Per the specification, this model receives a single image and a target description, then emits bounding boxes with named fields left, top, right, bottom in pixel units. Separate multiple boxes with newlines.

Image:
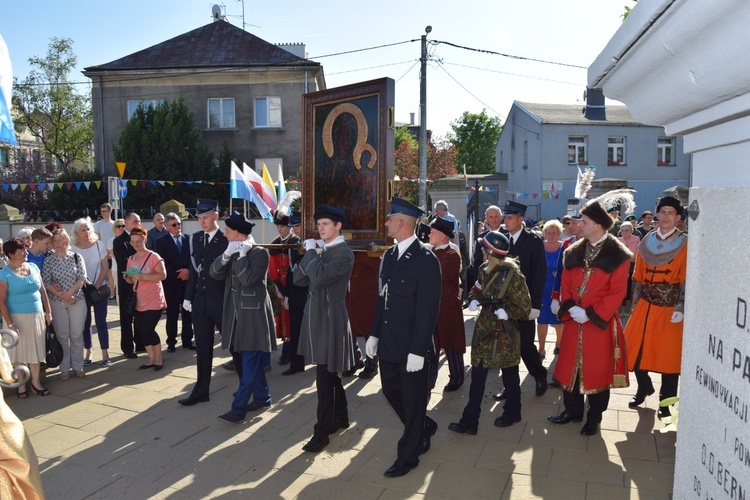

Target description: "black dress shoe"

left=178, top=396, right=210, bottom=406
left=138, top=364, right=155, bottom=370
left=443, top=382, right=462, bottom=392
left=246, top=400, right=271, bottom=412
left=493, top=389, right=507, bottom=400
left=217, top=411, right=245, bottom=423
left=448, top=422, right=477, bottom=435
left=327, top=419, right=350, bottom=434
left=166, top=346, right=176, bottom=353
left=535, top=378, right=549, bottom=397
left=580, top=420, right=599, bottom=436
left=126, top=352, right=138, bottom=359
left=342, top=360, right=365, bottom=377
left=302, top=435, right=329, bottom=453
left=494, top=415, right=522, bottom=427
left=384, top=460, right=418, bottom=478
left=628, top=388, right=655, bottom=408
left=358, top=367, right=378, bottom=379
left=282, top=367, right=302, bottom=376
left=657, top=406, right=671, bottom=419
left=418, top=418, right=438, bottom=455
left=548, top=411, right=583, bottom=424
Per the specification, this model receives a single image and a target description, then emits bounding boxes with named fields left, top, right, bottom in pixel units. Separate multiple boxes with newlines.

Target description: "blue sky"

left=2, top=0, right=633, bottom=136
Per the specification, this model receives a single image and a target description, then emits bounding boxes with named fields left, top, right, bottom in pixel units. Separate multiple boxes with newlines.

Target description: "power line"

left=436, top=62, right=501, bottom=116
left=443, top=61, right=581, bottom=86
left=309, top=39, right=420, bottom=59
left=430, top=40, right=588, bottom=69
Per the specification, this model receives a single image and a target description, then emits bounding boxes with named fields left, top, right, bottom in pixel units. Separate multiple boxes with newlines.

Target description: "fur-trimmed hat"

left=273, top=211, right=290, bottom=226
left=656, top=196, right=683, bottom=215
left=429, top=216, right=455, bottom=239
left=580, top=201, right=614, bottom=230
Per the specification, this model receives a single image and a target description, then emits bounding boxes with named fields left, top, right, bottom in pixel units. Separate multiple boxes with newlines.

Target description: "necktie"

left=204, top=233, right=209, bottom=246
left=509, top=237, right=515, bottom=252
left=394, top=247, right=399, bottom=260
left=175, top=236, right=182, bottom=251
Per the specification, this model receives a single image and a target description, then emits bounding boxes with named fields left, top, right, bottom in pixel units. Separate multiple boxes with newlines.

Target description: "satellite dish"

left=212, top=4, right=222, bottom=20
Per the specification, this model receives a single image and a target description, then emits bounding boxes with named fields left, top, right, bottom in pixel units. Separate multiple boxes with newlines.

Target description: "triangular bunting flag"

left=149, top=181, right=156, bottom=186
left=166, top=181, right=174, bottom=186
left=157, top=181, right=165, bottom=186
left=38, top=183, right=46, bottom=191
left=83, top=182, right=91, bottom=189
left=129, top=179, right=137, bottom=186
left=10, top=184, right=18, bottom=191
left=56, top=183, right=63, bottom=190
left=65, top=182, right=73, bottom=190
left=94, top=181, right=101, bottom=189
left=28, top=183, right=37, bottom=191
left=19, top=184, right=27, bottom=192
left=74, top=182, right=82, bottom=190
left=532, top=193, right=538, bottom=199
left=1, top=184, right=7, bottom=191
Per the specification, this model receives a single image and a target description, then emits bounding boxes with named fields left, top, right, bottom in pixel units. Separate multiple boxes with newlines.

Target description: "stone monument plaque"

left=674, top=187, right=750, bottom=500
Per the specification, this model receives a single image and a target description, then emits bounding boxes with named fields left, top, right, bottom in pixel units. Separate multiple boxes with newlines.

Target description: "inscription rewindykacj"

left=695, top=364, right=749, bottom=423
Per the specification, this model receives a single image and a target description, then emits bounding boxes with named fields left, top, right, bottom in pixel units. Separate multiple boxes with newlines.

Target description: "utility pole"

left=418, top=26, right=432, bottom=212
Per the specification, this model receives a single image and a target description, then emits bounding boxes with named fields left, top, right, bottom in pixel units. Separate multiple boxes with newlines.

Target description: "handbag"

left=77, top=245, right=111, bottom=307
left=124, top=252, right=153, bottom=315
left=45, top=324, right=63, bottom=368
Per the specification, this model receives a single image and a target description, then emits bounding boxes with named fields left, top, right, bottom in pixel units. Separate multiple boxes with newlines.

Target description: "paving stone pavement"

left=6, top=303, right=676, bottom=499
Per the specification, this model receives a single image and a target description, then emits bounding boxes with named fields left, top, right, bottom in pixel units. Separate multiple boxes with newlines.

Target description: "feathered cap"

left=570, top=167, right=596, bottom=219
left=276, top=190, right=301, bottom=216
left=581, top=188, right=637, bottom=231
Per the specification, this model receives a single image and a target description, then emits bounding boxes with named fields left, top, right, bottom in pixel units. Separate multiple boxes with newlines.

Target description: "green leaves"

left=447, top=110, right=502, bottom=175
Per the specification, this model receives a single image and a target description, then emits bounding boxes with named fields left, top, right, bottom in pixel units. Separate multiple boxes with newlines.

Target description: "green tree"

left=447, top=110, right=502, bottom=174
left=12, top=37, right=93, bottom=174
left=394, top=125, right=417, bottom=150
left=394, top=135, right=458, bottom=204
left=113, top=98, right=224, bottom=213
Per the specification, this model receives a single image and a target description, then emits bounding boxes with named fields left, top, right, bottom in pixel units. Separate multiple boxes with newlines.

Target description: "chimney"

left=410, top=113, right=415, bottom=126
left=584, top=87, right=606, bottom=120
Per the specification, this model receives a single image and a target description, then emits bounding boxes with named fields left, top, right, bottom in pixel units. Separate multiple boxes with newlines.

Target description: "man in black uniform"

left=154, top=213, right=193, bottom=353
left=494, top=200, right=549, bottom=399
left=113, top=212, right=144, bottom=358
left=367, top=197, right=442, bottom=478
left=178, top=199, right=228, bottom=406
left=282, top=211, right=306, bottom=376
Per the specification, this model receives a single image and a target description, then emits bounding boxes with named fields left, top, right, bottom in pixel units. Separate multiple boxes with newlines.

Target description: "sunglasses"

left=169, top=223, right=181, bottom=227
left=115, top=224, right=126, bottom=228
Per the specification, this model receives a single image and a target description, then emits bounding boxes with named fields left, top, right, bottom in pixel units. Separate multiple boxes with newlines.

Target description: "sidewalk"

left=7, top=303, right=675, bottom=499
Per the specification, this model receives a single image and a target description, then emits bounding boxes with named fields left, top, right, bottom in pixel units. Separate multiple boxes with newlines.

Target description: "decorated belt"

left=642, top=283, right=680, bottom=307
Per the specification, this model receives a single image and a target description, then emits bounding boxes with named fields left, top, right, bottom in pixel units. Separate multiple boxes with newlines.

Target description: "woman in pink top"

left=618, top=221, right=640, bottom=313
left=124, top=227, right=167, bottom=371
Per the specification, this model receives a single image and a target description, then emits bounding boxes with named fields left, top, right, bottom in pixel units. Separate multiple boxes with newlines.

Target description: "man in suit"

left=178, top=199, right=228, bottom=406
left=113, top=212, right=144, bottom=358
left=494, top=200, right=549, bottom=400
left=367, top=197, right=442, bottom=478
left=154, top=213, right=193, bottom=353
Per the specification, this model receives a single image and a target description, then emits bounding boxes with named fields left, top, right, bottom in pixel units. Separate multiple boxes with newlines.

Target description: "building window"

left=607, top=136, right=626, bottom=165
left=658, top=137, right=675, bottom=165
left=568, top=136, right=587, bottom=164
left=523, top=140, right=528, bottom=169
left=207, top=98, right=236, bottom=129
left=32, top=149, right=41, bottom=165
left=254, top=97, right=282, bottom=128
left=0, top=148, right=8, bottom=168
left=499, top=151, right=504, bottom=169
left=510, top=143, right=515, bottom=172
left=127, top=100, right=165, bottom=120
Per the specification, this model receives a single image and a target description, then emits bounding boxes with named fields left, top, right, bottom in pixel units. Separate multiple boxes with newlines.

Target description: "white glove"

left=550, top=299, right=560, bottom=315
left=316, top=239, right=325, bottom=247
left=182, top=299, right=192, bottom=312
left=283, top=297, right=289, bottom=310
left=529, top=308, right=541, bottom=321
left=239, top=240, right=253, bottom=258
left=365, top=336, right=379, bottom=358
left=494, top=308, right=509, bottom=321
left=569, top=306, right=590, bottom=324
left=304, top=239, right=317, bottom=251
left=224, top=241, right=243, bottom=257
left=670, top=311, right=684, bottom=323
left=406, top=353, right=425, bottom=372
left=468, top=300, right=480, bottom=312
